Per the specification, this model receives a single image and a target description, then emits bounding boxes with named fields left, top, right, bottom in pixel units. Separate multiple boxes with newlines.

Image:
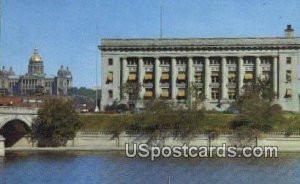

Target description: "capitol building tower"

left=28, top=48, right=44, bottom=76
left=0, top=48, right=73, bottom=96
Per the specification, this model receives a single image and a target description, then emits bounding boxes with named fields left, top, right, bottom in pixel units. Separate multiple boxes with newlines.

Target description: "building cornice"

left=99, top=37, right=300, bottom=52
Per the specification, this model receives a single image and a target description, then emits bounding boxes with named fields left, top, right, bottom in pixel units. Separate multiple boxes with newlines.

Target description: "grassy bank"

left=79, top=112, right=300, bottom=132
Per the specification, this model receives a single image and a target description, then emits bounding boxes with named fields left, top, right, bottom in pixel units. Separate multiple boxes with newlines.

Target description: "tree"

left=31, top=97, right=82, bottom=147
left=231, top=78, right=285, bottom=144
left=133, top=100, right=207, bottom=144
left=186, top=82, right=205, bottom=110
left=120, top=82, right=142, bottom=110
left=68, top=87, right=100, bottom=107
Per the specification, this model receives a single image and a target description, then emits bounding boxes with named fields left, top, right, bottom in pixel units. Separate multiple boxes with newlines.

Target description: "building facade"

left=99, top=25, right=300, bottom=111
left=0, top=49, right=72, bottom=96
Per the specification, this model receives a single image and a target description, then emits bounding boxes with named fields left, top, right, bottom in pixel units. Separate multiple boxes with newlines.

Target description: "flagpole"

left=94, top=47, right=99, bottom=112
left=160, top=4, right=163, bottom=38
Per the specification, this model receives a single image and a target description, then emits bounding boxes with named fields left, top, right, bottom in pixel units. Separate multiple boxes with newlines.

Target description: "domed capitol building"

left=0, top=49, right=72, bottom=96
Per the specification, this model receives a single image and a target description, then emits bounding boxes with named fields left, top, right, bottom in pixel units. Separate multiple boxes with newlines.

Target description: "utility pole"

left=94, top=23, right=100, bottom=112
left=94, top=50, right=99, bottom=112
left=160, top=4, right=163, bottom=38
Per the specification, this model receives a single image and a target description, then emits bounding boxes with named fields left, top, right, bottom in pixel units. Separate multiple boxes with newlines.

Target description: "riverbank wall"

left=7, top=131, right=300, bottom=152
left=0, top=136, right=4, bottom=156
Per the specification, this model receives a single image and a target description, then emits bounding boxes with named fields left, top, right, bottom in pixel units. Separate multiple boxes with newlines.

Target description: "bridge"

left=0, top=106, right=38, bottom=128
left=0, top=107, right=39, bottom=147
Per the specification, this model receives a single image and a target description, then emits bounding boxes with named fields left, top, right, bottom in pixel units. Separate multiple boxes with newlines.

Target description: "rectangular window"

left=211, top=72, right=220, bottom=83
left=108, top=58, right=113, bottom=65
left=285, top=88, right=292, bottom=98
left=128, top=72, right=137, bottom=81
left=228, top=88, right=237, bottom=100
left=194, top=72, right=202, bottom=83
left=287, top=57, right=292, bottom=64
left=244, top=72, right=254, bottom=83
left=228, top=72, right=237, bottom=83
left=108, top=90, right=113, bottom=98
left=211, top=88, right=219, bottom=100
left=177, top=72, right=186, bottom=81
left=286, top=70, right=292, bottom=82
left=161, top=72, right=170, bottom=80
left=144, top=89, right=153, bottom=99
left=161, top=89, right=170, bottom=98
left=177, top=88, right=186, bottom=99
left=144, top=72, right=153, bottom=81
left=106, top=72, right=113, bottom=84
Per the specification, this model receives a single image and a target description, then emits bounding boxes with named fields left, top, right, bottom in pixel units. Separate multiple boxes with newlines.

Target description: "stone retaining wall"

left=6, top=131, right=300, bottom=152
left=66, top=132, right=300, bottom=152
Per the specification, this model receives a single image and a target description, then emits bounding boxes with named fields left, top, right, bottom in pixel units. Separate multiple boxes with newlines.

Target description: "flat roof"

left=101, top=37, right=300, bottom=47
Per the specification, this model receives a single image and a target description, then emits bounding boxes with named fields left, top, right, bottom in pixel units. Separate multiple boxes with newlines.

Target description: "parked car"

left=225, top=107, right=239, bottom=114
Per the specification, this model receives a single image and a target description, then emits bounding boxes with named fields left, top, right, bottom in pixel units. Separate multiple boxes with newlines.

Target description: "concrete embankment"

left=4, top=131, right=300, bottom=152
left=0, top=136, right=4, bottom=156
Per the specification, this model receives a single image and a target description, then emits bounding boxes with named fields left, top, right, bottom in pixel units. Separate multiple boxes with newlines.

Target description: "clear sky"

left=1, top=0, right=300, bottom=88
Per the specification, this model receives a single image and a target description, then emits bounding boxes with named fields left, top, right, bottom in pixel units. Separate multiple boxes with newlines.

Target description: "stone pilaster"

left=273, top=56, right=278, bottom=97
left=221, top=57, right=227, bottom=99
left=204, top=57, right=210, bottom=100
left=122, top=58, right=127, bottom=85
left=238, top=57, right=244, bottom=96
left=188, top=57, right=193, bottom=86
left=154, top=57, right=160, bottom=98
left=121, top=58, right=127, bottom=99
left=138, top=57, right=144, bottom=100
left=171, top=57, right=177, bottom=100
left=256, top=56, right=261, bottom=82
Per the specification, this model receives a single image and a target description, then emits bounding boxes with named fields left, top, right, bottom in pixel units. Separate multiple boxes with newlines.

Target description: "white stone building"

left=99, top=25, right=300, bottom=111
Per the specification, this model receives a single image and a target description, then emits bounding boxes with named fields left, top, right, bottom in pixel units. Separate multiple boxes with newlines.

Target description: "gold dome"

left=29, top=48, right=43, bottom=63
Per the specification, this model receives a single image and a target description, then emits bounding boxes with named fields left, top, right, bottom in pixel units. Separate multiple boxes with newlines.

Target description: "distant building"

left=0, top=49, right=72, bottom=96
left=99, top=25, right=300, bottom=111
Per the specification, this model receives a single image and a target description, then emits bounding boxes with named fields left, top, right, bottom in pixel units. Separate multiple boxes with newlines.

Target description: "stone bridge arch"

left=0, top=115, right=35, bottom=130
left=0, top=107, right=38, bottom=147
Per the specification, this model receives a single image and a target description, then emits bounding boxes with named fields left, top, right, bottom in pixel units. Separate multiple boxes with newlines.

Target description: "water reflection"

left=0, top=151, right=299, bottom=184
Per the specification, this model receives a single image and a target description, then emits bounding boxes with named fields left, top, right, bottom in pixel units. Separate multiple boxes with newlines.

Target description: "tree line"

left=31, top=79, right=285, bottom=147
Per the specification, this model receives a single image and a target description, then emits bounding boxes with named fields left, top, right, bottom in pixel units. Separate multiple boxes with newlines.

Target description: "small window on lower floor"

left=285, top=88, right=292, bottom=98
left=287, top=57, right=292, bottom=64
left=108, top=90, right=113, bottom=98
left=228, top=88, right=237, bottom=100
left=286, top=70, right=292, bottom=82
left=211, top=88, right=219, bottom=100
left=108, top=58, right=113, bottom=65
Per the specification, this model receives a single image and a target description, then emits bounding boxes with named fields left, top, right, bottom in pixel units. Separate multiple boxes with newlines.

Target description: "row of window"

left=108, top=86, right=293, bottom=99
left=106, top=70, right=292, bottom=84
left=107, top=57, right=293, bottom=66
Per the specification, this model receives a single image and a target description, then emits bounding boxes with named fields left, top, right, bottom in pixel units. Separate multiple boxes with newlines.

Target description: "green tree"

left=68, top=87, right=100, bottom=108
left=231, top=79, right=285, bottom=141
left=120, top=82, right=142, bottom=109
left=186, top=82, right=205, bottom=110
left=31, top=97, right=82, bottom=147
left=133, top=100, right=207, bottom=143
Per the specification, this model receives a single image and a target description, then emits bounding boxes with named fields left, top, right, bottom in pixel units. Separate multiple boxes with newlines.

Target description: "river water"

left=0, top=151, right=299, bottom=184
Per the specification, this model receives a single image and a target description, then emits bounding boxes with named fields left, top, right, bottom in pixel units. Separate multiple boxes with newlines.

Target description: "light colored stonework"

left=99, top=25, right=300, bottom=111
